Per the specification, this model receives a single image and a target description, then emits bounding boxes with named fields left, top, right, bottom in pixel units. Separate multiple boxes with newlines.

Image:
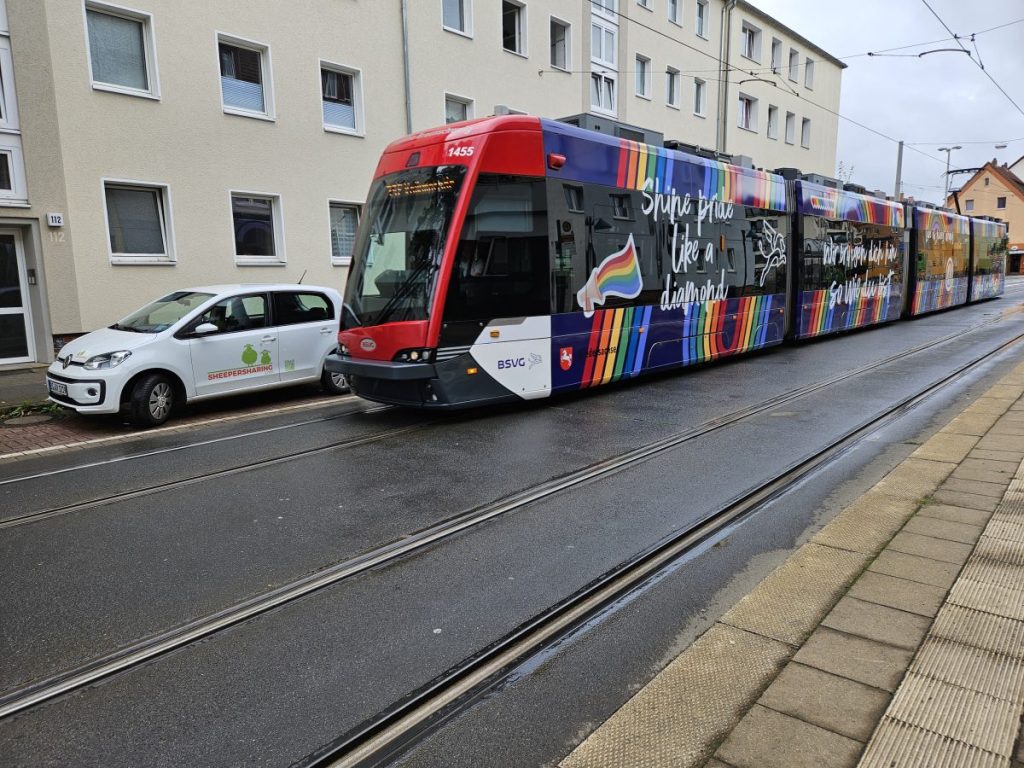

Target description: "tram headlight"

left=393, top=348, right=433, bottom=363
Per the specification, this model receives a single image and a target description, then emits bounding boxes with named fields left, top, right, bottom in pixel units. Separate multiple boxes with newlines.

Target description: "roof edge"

left=736, top=1, right=847, bottom=69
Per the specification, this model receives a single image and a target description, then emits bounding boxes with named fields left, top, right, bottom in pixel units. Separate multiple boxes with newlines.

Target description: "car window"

left=115, top=291, right=216, bottom=333
left=193, top=293, right=268, bottom=334
left=272, top=291, right=335, bottom=326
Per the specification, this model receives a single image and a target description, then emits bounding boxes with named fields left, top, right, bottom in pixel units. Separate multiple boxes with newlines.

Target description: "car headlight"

left=83, top=350, right=132, bottom=370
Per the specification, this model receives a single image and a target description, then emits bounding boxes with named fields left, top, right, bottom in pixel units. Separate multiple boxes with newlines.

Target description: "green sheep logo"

left=241, top=344, right=258, bottom=365
left=260, top=350, right=272, bottom=365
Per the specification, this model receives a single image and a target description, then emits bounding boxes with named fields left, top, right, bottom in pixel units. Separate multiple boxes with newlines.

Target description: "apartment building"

left=1, top=0, right=843, bottom=364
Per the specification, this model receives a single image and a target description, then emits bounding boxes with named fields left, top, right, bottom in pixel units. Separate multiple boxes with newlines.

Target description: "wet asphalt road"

left=1, top=289, right=1023, bottom=767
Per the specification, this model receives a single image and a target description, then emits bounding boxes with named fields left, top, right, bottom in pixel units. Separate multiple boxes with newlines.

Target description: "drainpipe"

left=716, top=0, right=738, bottom=154
left=401, top=0, right=413, bottom=134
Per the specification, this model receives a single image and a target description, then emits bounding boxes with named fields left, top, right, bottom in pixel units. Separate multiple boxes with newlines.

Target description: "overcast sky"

left=750, top=0, right=1024, bottom=204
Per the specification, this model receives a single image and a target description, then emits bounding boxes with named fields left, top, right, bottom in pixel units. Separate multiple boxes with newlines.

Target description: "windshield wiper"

left=109, top=323, right=142, bottom=333
left=373, top=259, right=436, bottom=327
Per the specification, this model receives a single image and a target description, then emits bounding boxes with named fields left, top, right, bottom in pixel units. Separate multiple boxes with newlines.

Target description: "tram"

left=328, top=116, right=1008, bottom=408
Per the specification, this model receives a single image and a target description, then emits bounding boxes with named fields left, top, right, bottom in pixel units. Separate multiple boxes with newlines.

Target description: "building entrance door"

left=0, top=230, right=34, bottom=363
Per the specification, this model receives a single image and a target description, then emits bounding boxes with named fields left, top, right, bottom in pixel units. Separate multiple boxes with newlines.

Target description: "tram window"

left=445, top=174, right=550, bottom=322
left=727, top=248, right=736, bottom=273
left=564, top=185, right=584, bottom=213
left=610, top=194, right=633, bottom=220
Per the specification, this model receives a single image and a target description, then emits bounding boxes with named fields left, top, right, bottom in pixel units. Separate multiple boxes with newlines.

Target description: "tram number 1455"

left=446, top=145, right=475, bottom=158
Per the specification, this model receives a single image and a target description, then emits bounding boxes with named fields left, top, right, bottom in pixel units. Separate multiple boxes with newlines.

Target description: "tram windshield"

left=343, top=165, right=467, bottom=329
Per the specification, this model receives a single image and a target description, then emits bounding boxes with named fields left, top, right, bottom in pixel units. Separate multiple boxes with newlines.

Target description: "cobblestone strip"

left=857, top=456, right=1024, bottom=768
left=559, top=361, right=1024, bottom=768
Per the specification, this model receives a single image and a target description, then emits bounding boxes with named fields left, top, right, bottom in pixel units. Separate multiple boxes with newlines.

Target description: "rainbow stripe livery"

left=797, top=181, right=904, bottom=227
left=912, top=277, right=968, bottom=314
left=576, top=235, right=644, bottom=317
left=972, top=273, right=1005, bottom=301
left=797, top=286, right=898, bottom=339
left=914, top=208, right=969, bottom=236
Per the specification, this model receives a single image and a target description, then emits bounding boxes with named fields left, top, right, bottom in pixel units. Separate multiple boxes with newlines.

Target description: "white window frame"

left=591, top=16, right=617, bottom=69
left=737, top=93, right=757, bottom=131
left=785, top=111, right=795, bottom=144
left=693, top=77, right=706, bottom=117
left=102, top=178, right=176, bottom=265
left=0, top=139, right=28, bottom=204
left=766, top=104, right=778, bottom=139
left=216, top=32, right=274, bottom=121
left=590, top=71, right=617, bottom=116
left=319, top=60, right=364, bottom=137
left=695, top=0, right=709, bottom=38
left=444, top=92, right=474, bottom=124
left=328, top=199, right=361, bottom=267
left=666, top=67, right=680, bottom=109
left=637, top=0, right=651, bottom=9
left=229, top=190, right=285, bottom=266
left=667, top=0, right=681, bottom=25
left=965, top=199, right=974, bottom=212
left=997, top=196, right=1007, bottom=210
left=804, top=57, right=815, bottom=89
left=0, top=37, right=19, bottom=132
left=592, top=0, right=618, bottom=22
left=550, top=17, right=571, bottom=71
left=441, top=0, right=473, bottom=38
left=740, top=21, right=761, bottom=63
left=83, top=1, right=160, bottom=100
left=788, top=48, right=799, bottom=82
left=502, top=1, right=527, bottom=57
left=635, top=54, right=651, bottom=99
left=800, top=117, right=810, bottom=148
left=770, top=37, right=782, bottom=72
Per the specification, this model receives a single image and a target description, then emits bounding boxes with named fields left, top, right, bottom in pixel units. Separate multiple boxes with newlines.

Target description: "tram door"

left=0, top=230, right=34, bottom=363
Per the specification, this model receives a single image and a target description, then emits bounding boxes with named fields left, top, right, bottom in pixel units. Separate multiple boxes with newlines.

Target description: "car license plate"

left=47, top=379, right=68, bottom=397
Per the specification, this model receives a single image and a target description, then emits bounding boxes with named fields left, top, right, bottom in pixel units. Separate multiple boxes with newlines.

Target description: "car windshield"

left=113, top=291, right=216, bottom=333
left=342, top=165, right=466, bottom=329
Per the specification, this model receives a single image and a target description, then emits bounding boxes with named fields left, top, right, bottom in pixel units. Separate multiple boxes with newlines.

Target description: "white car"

left=46, top=284, right=347, bottom=427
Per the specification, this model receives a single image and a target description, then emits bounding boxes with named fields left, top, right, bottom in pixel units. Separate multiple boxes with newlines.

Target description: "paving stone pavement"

left=560, top=360, right=1024, bottom=768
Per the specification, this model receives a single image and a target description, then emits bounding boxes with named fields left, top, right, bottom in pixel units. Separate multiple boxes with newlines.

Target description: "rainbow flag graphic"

left=576, top=234, right=644, bottom=317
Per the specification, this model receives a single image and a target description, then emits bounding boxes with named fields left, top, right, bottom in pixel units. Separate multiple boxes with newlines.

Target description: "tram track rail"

left=0, top=318, right=1019, bottom=723
left=297, top=331, right=1024, bottom=768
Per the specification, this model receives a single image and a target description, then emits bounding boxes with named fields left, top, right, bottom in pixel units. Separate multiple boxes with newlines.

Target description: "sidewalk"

left=561, top=360, right=1024, bottom=768
left=0, top=364, right=48, bottom=411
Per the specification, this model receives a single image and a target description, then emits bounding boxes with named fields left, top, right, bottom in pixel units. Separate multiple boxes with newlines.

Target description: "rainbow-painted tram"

left=328, top=116, right=1008, bottom=408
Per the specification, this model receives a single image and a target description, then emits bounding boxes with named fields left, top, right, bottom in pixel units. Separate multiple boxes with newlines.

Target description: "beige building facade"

left=948, top=161, right=1024, bottom=274
left=2, top=0, right=843, bottom=363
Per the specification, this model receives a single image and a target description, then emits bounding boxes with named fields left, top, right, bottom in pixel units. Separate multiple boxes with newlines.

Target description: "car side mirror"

left=194, top=322, right=219, bottom=335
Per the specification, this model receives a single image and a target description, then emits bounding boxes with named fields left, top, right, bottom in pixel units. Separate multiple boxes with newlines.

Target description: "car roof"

left=179, top=283, right=341, bottom=296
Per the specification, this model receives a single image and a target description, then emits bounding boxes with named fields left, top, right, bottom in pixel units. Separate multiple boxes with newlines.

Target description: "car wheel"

left=130, top=373, right=175, bottom=427
left=321, top=368, right=350, bottom=395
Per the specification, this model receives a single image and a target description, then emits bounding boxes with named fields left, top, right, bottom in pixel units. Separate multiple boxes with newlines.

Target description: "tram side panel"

left=968, top=218, right=1008, bottom=302
left=789, top=180, right=906, bottom=339
left=539, top=121, right=789, bottom=396
left=905, top=206, right=971, bottom=317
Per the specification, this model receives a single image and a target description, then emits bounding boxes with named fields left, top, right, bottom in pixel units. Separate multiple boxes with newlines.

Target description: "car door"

left=272, top=290, right=337, bottom=384
left=187, top=292, right=280, bottom=398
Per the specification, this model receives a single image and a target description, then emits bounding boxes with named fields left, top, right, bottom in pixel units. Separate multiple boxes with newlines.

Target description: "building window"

left=635, top=55, right=651, bottom=97
left=591, top=19, right=616, bottom=68
left=666, top=67, right=680, bottom=108
left=800, top=117, right=811, bottom=148
left=591, top=71, right=616, bottom=114
left=984, top=177, right=990, bottom=186
left=785, top=111, right=795, bottom=144
left=321, top=63, right=362, bottom=134
left=231, top=193, right=283, bottom=263
left=693, top=78, right=706, bottom=116
left=502, top=1, right=525, bottom=55
left=770, top=38, right=782, bottom=72
left=550, top=18, right=570, bottom=70
left=103, top=181, right=173, bottom=263
left=695, top=0, right=709, bottom=37
left=592, top=0, right=617, bottom=20
left=668, top=0, right=680, bottom=25
left=740, top=22, right=761, bottom=62
left=804, top=57, right=815, bottom=89
left=637, top=0, right=650, bottom=8
left=442, top=0, right=471, bottom=35
left=997, top=196, right=1007, bottom=209
left=965, top=199, right=975, bottom=212
left=85, top=3, right=157, bottom=97
left=788, top=48, right=799, bottom=81
left=767, top=104, right=778, bottom=139
left=738, top=94, right=757, bottom=131
left=445, top=93, right=473, bottom=123
left=329, top=202, right=359, bottom=266
left=218, top=36, right=272, bottom=117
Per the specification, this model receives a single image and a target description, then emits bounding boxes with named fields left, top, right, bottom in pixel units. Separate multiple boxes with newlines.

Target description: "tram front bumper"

left=326, top=354, right=436, bottom=381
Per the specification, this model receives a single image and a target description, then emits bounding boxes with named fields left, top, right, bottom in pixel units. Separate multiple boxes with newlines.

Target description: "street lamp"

left=939, top=145, right=961, bottom=199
